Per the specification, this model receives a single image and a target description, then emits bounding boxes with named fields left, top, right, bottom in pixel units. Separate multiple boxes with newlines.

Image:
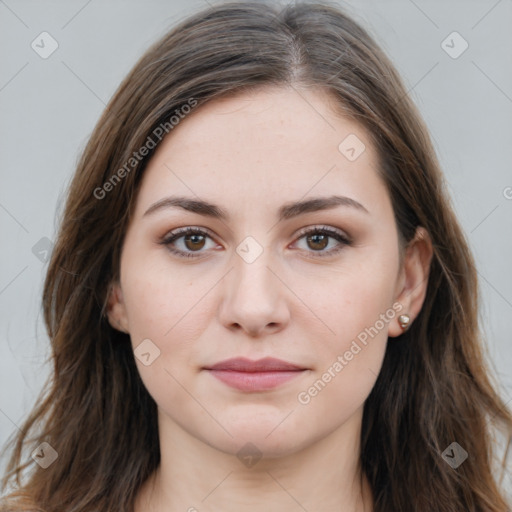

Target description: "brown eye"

left=183, top=233, right=206, bottom=251
left=160, top=227, right=216, bottom=259
left=294, top=226, right=351, bottom=258
left=306, top=233, right=329, bottom=251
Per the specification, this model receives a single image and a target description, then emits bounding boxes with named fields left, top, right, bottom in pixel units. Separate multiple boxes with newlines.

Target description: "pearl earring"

left=398, top=314, right=411, bottom=331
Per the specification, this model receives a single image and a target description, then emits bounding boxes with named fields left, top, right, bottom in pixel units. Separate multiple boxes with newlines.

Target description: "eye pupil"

left=307, top=234, right=328, bottom=250
left=185, top=234, right=206, bottom=250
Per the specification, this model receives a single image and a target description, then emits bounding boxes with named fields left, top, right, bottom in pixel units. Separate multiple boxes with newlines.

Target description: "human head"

left=2, top=2, right=510, bottom=511
left=105, top=82, right=431, bottom=456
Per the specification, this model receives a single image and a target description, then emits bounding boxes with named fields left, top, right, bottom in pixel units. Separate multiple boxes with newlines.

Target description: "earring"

left=398, top=314, right=411, bottom=331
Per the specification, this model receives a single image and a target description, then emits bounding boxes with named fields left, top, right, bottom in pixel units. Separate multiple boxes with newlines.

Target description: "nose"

left=217, top=246, right=290, bottom=337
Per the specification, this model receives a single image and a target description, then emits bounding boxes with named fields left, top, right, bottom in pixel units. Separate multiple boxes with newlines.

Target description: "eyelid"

left=293, top=224, right=352, bottom=244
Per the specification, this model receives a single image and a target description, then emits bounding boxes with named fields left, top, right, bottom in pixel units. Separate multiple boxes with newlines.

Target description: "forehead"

left=134, top=86, right=389, bottom=220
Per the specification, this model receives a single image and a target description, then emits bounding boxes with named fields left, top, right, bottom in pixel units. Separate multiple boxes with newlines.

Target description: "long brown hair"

left=1, top=1, right=511, bottom=510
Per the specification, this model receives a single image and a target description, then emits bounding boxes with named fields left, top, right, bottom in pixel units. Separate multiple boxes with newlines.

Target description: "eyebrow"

left=143, top=194, right=369, bottom=222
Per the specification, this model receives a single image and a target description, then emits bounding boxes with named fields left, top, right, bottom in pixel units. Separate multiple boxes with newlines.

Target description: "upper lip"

left=204, top=357, right=306, bottom=372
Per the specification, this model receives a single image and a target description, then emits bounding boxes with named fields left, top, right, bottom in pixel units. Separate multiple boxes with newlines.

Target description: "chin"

left=208, top=433, right=305, bottom=463
left=197, top=417, right=309, bottom=460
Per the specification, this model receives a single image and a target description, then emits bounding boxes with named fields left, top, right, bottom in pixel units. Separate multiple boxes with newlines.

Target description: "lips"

left=203, top=357, right=308, bottom=392
left=204, top=356, right=306, bottom=372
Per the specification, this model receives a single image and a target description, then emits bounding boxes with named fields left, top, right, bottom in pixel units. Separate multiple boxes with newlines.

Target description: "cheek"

left=118, top=255, right=199, bottom=386
left=301, top=247, right=398, bottom=397
left=121, top=250, right=210, bottom=339
left=120, top=264, right=212, bottom=415
left=316, top=257, right=398, bottom=347
left=296, top=274, right=394, bottom=428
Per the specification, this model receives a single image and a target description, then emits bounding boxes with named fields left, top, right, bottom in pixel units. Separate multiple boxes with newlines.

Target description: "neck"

left=135, top=407, right=373, bottom=512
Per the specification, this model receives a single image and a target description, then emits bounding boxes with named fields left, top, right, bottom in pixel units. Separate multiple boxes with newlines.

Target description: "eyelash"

left=159, top=225, right=352, bottom=259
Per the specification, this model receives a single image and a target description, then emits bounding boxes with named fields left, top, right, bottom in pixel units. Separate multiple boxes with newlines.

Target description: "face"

left=107, top=86, right=426, bottom=458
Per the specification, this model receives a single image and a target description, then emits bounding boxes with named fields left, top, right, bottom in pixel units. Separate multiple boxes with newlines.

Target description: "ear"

left=106, top=281, right=130, bottom=334
left=388, top=226, right=433, bottom=338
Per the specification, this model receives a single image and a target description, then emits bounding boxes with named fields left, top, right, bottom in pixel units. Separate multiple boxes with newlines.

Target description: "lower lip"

left=206, top=369, right=306, bottom=391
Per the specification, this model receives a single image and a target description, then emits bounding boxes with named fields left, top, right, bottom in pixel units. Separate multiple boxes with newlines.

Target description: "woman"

left=1, top=1, right=511, bottom=511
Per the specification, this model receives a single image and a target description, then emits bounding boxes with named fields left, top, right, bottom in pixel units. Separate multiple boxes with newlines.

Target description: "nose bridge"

left=231, top=236, right=278, bottom=305
left=218, top=235, right=289, bottom=334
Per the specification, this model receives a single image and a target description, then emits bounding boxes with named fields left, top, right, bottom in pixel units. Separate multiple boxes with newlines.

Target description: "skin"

left=107, top=86, right=432, bottom=512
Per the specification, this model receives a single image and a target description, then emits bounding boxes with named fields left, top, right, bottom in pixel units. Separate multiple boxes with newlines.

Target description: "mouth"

left=202, top=357, right=309, bottom=392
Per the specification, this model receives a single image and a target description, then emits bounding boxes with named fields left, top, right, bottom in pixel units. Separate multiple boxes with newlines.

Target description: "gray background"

left=1, top=0, right=511, bottom=492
